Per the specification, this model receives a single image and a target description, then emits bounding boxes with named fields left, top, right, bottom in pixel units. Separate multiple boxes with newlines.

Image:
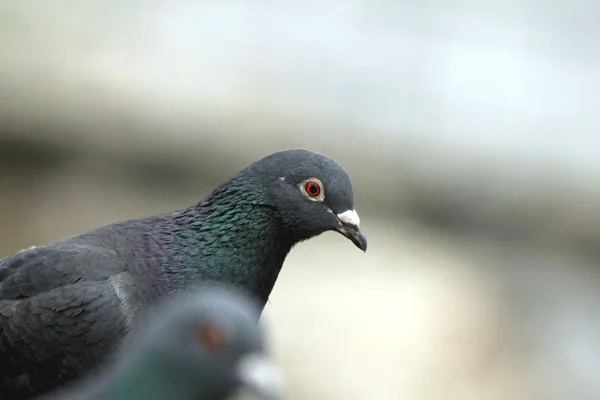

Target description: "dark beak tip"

left=348, top=227, right=368, bottom=252
left=357, top=235, right=367, bottom=253
left=335, top=223, right=367, bottom=253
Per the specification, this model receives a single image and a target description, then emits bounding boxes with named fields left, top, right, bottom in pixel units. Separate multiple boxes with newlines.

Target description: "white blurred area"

left=1, top=1, right=599, bottom=399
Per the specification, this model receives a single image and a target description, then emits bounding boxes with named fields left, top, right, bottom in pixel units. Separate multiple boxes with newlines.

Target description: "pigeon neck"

left=97, top=357, right=201, bottom=400
left=163, top=178, right=296, bottom=308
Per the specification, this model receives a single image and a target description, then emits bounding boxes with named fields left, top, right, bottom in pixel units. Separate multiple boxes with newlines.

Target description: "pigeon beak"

left=237, top=353, right=283, bottom=400
left=335, top=209, right=367, bottom=252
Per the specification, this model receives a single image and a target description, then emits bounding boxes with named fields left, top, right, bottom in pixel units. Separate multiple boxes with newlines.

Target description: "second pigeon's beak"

left=237, top=353, right=283, bottom=400
left=335, top=209, right=367, bottom=252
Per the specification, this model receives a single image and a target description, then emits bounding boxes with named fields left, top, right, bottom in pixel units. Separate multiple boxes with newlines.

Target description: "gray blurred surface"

left=1, top=2, right=599, bottom=399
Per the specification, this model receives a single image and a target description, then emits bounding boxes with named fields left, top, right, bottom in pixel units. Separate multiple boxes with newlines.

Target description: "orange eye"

left=304, top=180, right=322, bottom=197
left=197, top=325, right=226, bottom=353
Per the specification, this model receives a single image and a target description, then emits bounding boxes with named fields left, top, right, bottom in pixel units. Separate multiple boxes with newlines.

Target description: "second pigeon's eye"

left=301, top=179, right=324, bottom=201
left=197, top=324, right=227, bottom=353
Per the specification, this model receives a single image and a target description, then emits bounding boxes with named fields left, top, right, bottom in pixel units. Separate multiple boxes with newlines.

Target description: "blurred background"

left=1, top=1, right=599, bottom=399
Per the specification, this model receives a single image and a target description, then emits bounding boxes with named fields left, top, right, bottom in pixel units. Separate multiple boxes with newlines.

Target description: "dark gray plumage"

left=41, top=286, right=282, bottom=400
left=0, top=149, right=366, bottom=398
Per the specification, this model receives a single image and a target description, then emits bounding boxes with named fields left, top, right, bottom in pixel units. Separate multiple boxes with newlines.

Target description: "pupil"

left=309, top=185, right=317, bottom=194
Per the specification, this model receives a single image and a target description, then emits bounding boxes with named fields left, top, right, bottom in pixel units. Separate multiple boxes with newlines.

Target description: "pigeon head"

left=122, top=287, right=282, bottom=400
left=243, top=149, right=367, bottom=252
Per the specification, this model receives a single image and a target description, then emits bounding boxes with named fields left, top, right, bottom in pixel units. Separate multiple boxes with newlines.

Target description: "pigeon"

left=41, top=286, right=282, bottom=400
left=0, top=149, right=366, bottom=398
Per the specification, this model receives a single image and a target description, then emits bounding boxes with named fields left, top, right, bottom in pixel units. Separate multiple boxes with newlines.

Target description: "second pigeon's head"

left=243, top=149, right=367, bottom=252
left=128, top=286, right=282, bottom=400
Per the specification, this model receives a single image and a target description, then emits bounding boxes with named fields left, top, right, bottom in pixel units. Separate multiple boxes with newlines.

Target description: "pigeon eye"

left=197, top=324, right=226, bottom=353
left=304, top=180, right=322, bottom=198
